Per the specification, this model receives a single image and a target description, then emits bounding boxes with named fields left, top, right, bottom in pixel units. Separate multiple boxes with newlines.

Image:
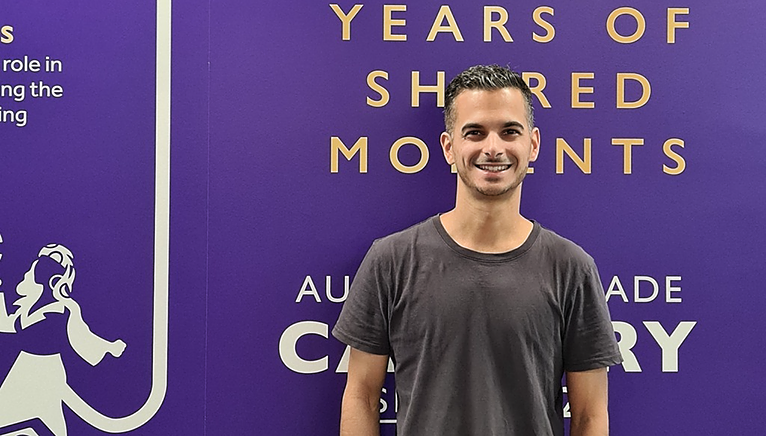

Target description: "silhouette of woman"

left=0, top=244, right=126, bottom=436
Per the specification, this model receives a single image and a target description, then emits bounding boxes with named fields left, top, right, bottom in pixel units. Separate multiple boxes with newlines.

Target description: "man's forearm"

left=570, top=414, right=608, bottom=436
left=340, top=393, right=380, bottom=436
left=567, top=368, right=610, bottom=436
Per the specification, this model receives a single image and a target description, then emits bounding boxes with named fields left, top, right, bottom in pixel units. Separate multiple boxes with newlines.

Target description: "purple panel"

left=1, top=3, right=155, bottom=433
left=1, top=1, right=208, bottom=434
left=209, top=1, right=765, bottom=435
left=4, top=0, right=763, bottom=434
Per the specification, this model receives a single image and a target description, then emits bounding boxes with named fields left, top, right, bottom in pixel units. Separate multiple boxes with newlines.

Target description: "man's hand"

left=340, top=348, right=389, bottom=436
left=566, top=367, right=610, bottom=436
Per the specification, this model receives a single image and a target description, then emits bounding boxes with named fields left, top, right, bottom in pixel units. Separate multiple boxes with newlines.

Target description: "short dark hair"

left=444, top=64, right=534, bottom=133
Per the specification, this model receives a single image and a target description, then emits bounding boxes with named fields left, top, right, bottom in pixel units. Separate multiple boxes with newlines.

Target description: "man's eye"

left=504, top=129, right=520, bottom=136
left=464, top=130, right=481, bottom=137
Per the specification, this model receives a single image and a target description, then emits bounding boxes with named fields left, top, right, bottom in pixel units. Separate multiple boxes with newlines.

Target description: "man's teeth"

left=477, top=164, right=511, bottom=172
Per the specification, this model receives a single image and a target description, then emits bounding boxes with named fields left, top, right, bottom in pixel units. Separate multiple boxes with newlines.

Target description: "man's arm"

left=340, top=347, right=389, bottom=436
left=566, top=367, right=610, bottom=436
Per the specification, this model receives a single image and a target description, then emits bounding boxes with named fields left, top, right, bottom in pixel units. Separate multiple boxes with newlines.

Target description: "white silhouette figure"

left=0, top=244, right=126, bottom=436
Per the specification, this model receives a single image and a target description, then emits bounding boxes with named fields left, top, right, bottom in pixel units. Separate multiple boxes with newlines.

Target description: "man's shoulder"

left=356, top=215, right=444, bottom=272
left=370, top=215, right=439, bottom=250
left=534, top=222, right=596, bottom=267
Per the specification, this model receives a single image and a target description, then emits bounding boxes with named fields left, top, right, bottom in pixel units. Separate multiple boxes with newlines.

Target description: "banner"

left=0, top=1, right=208, bottom=434
left=213, top=1, right=764, bottom=434
left=2, top=1, right=764, bottom=434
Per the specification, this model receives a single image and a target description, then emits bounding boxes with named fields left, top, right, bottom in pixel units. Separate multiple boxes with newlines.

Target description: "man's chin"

left=474, top=183, right=516, bottom=197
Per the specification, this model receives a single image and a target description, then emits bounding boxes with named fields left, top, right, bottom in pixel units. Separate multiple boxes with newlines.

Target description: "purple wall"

left=1, top=0, right=764, bottom=434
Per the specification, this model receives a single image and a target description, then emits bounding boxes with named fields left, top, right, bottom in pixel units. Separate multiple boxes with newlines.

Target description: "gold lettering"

left=383, top=5, right=407, bottom=41
left=556, top=138, right=592, bottom=174
left=667, top=8, right=690, bottom=44
left=331, top=136, right=368, bottom=173
left=329, top=4, right=363, bottom=41
left=426, top=5, right=464, bottom=42
left=0, top=26, right=13, bottom=44
left=663, top=138, right=686, bottom=175
left=612, top=138, right=644, bottom=174
left=411, top=71, right=445, bottom=108
left=532, top=7, right=555, bottom=43
left=366, top=70, right=390, bottom=107
left=606, top=7, right=646, bottom=44
left=571, top=72, right=595, bottom=109
left=617, top=73, right=651, bottom=109
left=522, top=72, right=551, bottom=108
left=483, top=6, right=513, bottom=42
left=391, top=137, right=429, bottom=173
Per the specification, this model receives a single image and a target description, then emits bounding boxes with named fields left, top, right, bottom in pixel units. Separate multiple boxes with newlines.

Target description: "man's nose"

left=483, top=133, right=504, bottom=158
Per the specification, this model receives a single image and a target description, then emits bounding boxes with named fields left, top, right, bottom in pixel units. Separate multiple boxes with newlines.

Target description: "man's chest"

left=386, top=259, right=565, bottom=357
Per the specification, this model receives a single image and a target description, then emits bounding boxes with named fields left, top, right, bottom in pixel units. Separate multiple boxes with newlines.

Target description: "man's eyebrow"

left=460, top=123, right=485, bottom=132
left=502, top=121, right=525, bottom=130
left=460, top=121, right=526, bottom=132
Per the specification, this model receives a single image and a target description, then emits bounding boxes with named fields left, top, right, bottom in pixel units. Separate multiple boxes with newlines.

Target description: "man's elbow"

left=342, top=387, right=380, bottom=413
left=570, top=411, right=609, bottom=436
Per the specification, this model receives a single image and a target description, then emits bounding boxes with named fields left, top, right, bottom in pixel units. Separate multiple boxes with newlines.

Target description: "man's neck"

left=440, top=186, right=533, bottom=254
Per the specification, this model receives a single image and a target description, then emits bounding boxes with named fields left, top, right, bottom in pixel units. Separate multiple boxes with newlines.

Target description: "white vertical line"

left=62, top=1, right=171, bottom=431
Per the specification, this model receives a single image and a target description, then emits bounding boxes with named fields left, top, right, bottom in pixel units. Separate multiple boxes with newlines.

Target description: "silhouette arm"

left=64, top=299, right=126, bottom=365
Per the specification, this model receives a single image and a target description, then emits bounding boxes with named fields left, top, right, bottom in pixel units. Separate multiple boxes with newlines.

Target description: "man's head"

left=440, top=65, right=540, bottom=199
left=444, top=65, right=534, bottom=134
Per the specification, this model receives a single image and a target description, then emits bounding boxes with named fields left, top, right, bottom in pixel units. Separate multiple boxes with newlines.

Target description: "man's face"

left=440, top=88, right=540, bottom=198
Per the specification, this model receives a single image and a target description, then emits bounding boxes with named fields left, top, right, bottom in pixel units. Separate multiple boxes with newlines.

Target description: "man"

left=332, top=65, right=623, bottom=435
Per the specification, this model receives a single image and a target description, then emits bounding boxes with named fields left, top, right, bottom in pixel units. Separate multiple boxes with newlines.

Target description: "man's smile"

left=475, top=163, right=512, bottom=172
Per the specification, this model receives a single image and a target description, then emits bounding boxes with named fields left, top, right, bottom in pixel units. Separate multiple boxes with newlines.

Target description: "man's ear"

left=529, top=127, right=541, bottom=162
left=440, top=131, right=455, bottom=165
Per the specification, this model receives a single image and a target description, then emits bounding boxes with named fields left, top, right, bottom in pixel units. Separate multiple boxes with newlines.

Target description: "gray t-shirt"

left=333, top=216, right=622, bottom=435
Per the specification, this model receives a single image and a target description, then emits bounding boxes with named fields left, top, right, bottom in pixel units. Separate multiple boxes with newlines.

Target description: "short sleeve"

left=562, top=257, right=623, bottom=372
left=332, top=240, right=391, bottom=356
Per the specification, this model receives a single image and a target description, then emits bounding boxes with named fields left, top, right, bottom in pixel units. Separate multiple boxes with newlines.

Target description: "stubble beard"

left=457, top=161, right=529, bottom=198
